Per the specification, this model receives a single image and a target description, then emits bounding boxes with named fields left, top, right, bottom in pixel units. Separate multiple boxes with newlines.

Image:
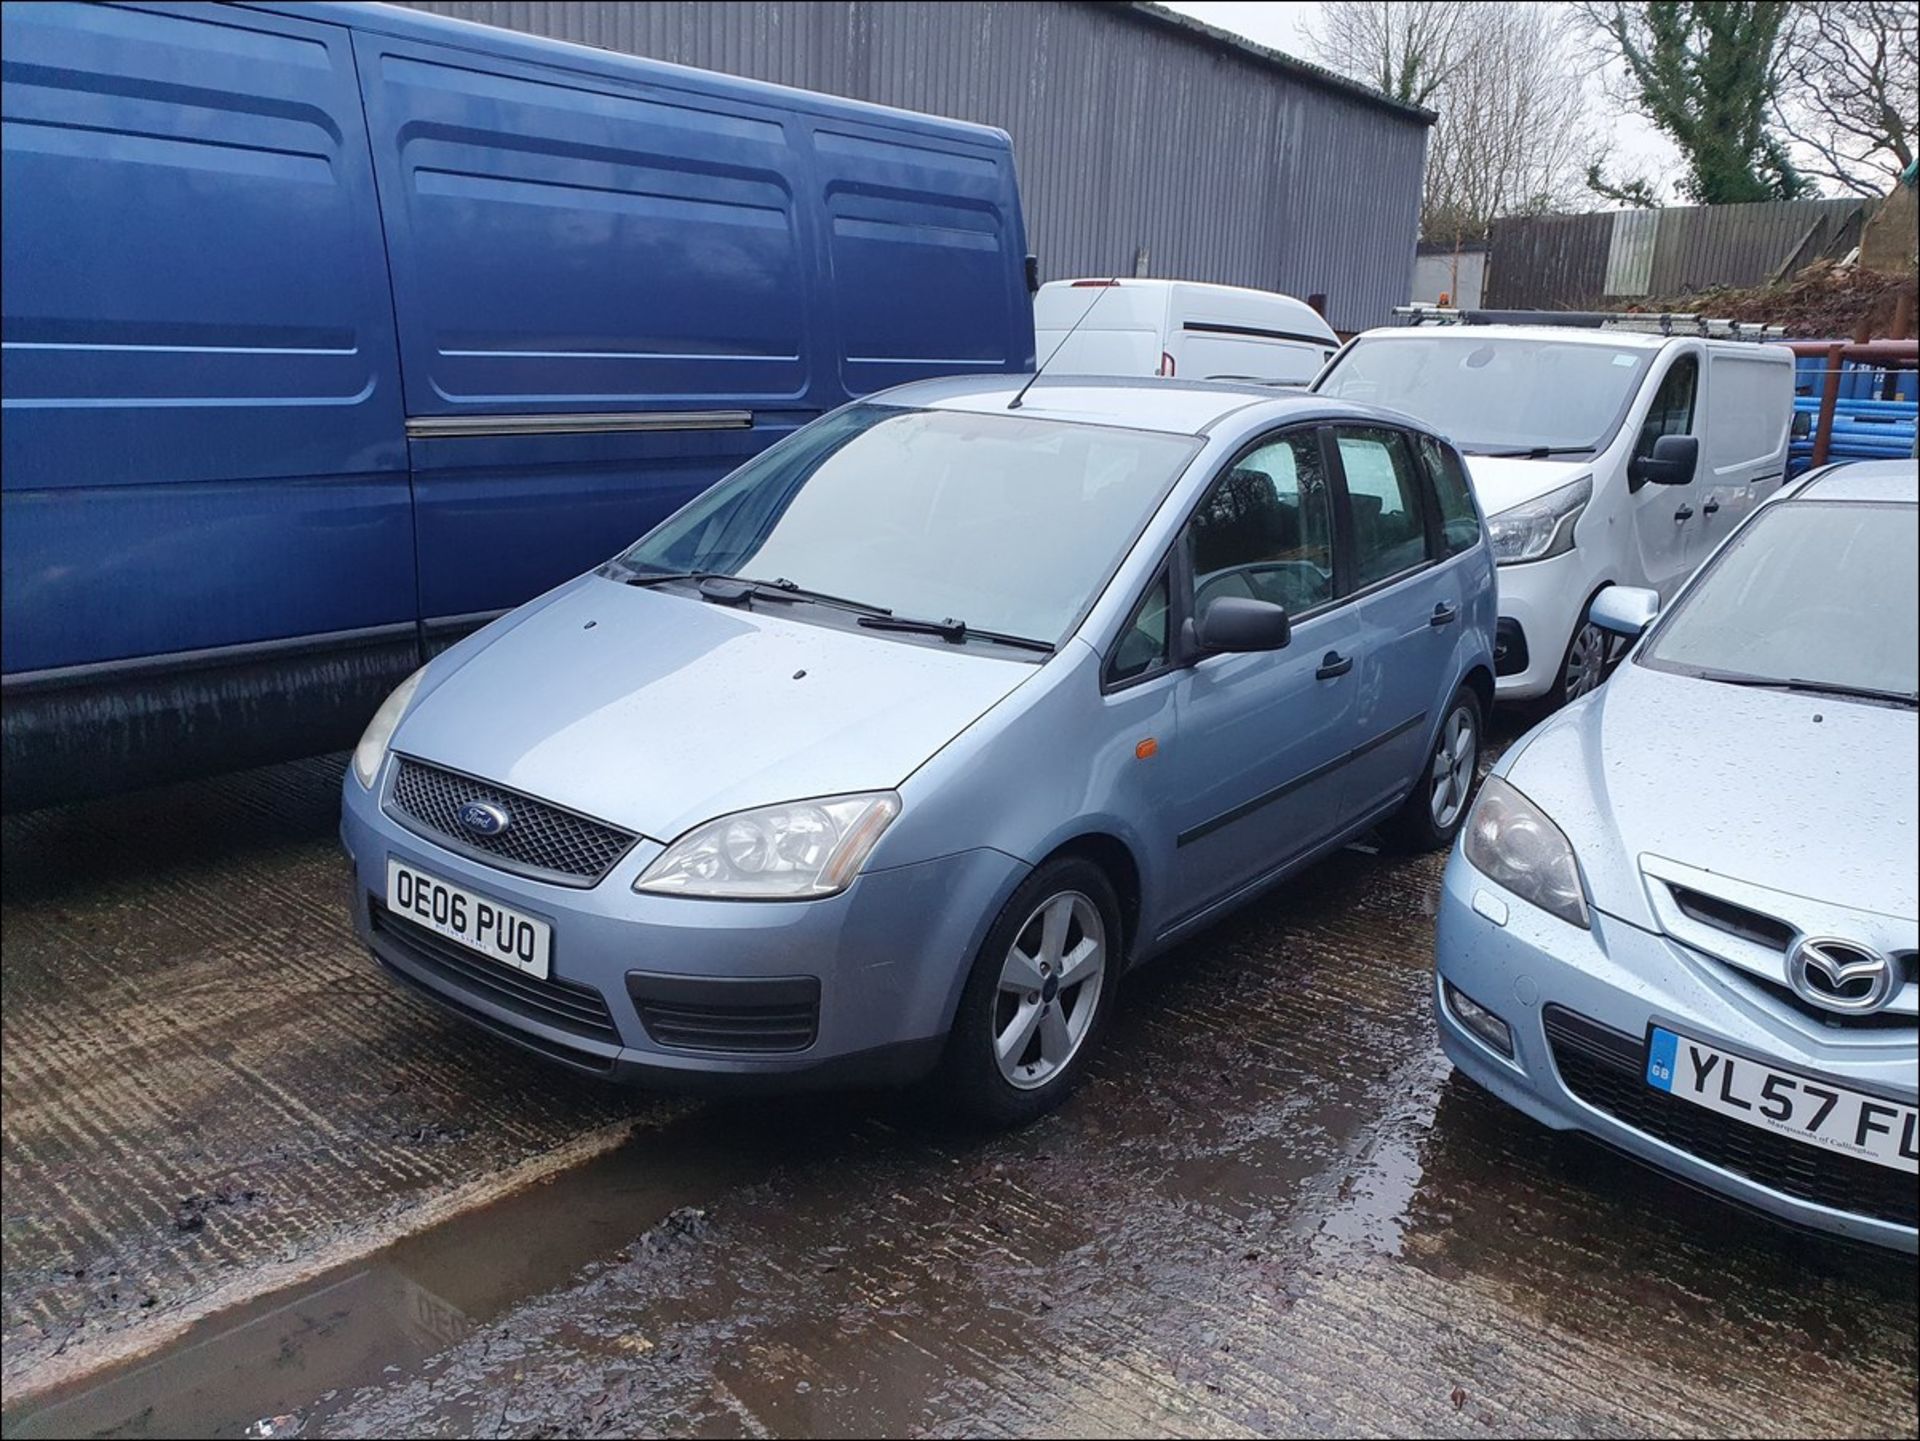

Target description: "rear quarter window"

left=1416, top=434, right=1482, bottom=557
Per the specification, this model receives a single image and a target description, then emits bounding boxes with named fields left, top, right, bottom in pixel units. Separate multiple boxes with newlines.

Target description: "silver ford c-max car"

left=342, top=377, right=1496, bottom=1123
left=1436, top=459, right=1917, bottom=1249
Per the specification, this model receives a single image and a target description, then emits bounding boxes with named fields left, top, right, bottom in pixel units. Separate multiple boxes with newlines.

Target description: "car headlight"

left=351, top=667, right=426, bottom=789
left=1461, top=775, right=1589, bottom=928
left=1485, top=476, right=1591, bottom=565
left=635, top=792, right=901, bottom=899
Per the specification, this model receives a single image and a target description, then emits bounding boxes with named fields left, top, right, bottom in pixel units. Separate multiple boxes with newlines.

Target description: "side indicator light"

left=1135, top=737, right=1159, bottom=760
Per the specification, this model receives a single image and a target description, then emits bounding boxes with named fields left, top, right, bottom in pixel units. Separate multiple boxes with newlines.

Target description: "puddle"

left=2, top=1117, right=765, bottom=1440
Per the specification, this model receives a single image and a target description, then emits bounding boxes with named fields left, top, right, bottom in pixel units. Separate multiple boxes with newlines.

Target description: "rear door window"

left=1332, top=428, right=1433, bottom=588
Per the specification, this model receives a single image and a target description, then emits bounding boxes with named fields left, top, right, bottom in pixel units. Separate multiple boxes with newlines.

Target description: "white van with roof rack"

left=1311, top=319, right=1794, bottom=708
left=1034, top=278, right=1340, bottom=387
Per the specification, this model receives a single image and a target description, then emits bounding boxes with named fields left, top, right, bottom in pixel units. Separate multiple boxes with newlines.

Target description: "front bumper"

left=341, top=768, right=1026, bottom=1092
left=1490, top=552, right=1590, bottom=701
left=1433, top=849, right=1918, bottom=1251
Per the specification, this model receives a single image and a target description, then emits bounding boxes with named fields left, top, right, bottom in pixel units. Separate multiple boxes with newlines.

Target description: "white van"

left=1312, top=324, right=1795, bottom=706
left=1033, top=278, right=1340, bottom=387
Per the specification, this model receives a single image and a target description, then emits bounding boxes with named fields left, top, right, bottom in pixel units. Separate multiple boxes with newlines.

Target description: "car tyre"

left=1380, top=684, right=1482, bottom=852
left=937, top=856, right=1121, bottom=1128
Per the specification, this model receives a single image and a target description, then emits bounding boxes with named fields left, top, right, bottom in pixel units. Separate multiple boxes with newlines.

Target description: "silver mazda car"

left=1435, top=459, right=1917, bottom=1250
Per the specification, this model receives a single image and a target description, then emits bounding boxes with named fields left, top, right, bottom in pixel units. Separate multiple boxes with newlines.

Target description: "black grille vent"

left=370, top=900, right=620, bottom=1046
left=625, top=972, right=819, bottom=1054
left=1669, top=886, right=1796, bottom=951
left=388, top=757, right=636, bottom=886
left=1543, top=1006, right=1916, bottom=1229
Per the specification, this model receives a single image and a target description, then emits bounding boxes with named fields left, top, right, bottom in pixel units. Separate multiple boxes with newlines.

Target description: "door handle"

left=1316, top=651, right=1353, bottom=679
left=1703, top=498, right=1720, bottom=516
left=1673, top=504, right=1695, bottom=522
left=1430, top=602, right=1459, bottom=628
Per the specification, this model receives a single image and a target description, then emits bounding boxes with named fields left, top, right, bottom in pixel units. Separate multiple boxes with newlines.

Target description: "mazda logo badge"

left=458, top=800, right=512, bottom=838
left=1786, top=936, right=1896, bottom=1015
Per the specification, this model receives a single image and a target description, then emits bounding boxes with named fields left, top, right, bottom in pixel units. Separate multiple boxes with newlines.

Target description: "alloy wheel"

left=1428, top=705, right=1478, bottom=830
left=993, top=891, right=1105, bottom=1090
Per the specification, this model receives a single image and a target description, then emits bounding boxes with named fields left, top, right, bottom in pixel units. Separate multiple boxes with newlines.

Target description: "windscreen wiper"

left=857, top=613, right=1055, bottom=654
left=1468, top=446, right=1596, bottom=459
left=1704, top=673, right=1918, bottom=708
left=624, top=569, right=891, bottom=617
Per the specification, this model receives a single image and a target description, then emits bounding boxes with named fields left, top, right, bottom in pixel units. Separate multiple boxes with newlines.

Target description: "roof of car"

left=872, top=374, right=1388, bottom=435
left=1792, top=459, right=1918, bottom=504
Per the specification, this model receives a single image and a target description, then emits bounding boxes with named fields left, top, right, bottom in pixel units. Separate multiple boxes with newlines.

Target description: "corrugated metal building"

left=397, top=1, right=1434, bottom=332
left=1486, top=197, right=1877, bottom=310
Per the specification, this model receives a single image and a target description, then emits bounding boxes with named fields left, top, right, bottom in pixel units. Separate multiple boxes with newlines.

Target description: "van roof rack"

left=1391, top=305, right=1786, bottom=341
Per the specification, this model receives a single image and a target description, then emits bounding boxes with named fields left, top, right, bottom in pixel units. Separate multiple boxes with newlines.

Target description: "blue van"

left=0, top=1, right=1035, bottom=808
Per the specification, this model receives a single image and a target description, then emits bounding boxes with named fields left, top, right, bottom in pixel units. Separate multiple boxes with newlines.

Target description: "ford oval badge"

left=458, top=800, right=511, bottom=837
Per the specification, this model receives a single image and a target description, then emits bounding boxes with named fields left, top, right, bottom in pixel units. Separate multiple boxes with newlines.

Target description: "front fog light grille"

left=1445, top=981, right=1515, bottom=1058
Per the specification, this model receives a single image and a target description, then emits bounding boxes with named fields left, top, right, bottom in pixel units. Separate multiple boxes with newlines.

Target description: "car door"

left=1626, top=350, right=1702, bottom=598
left=1326, top=425, right=1453, bottom=817
left=1145, top=427, right=1362, bottom=917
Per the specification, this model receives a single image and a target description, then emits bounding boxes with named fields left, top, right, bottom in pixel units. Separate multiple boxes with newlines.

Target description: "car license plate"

left=386, top=858, right=551, bottom=981
left=1647, top=1027, right=1917, bottom=1174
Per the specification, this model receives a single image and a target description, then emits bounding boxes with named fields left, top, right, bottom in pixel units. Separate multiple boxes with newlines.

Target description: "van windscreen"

left=1315, top=336, right=1648, bottom=455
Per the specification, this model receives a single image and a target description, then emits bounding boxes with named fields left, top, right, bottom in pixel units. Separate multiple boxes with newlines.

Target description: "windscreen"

left=1642, top=501, right=1919, bottom=703
left=1314, top=335, right=1649, bottom=454
left=618, top=404, right=1199, bottom=643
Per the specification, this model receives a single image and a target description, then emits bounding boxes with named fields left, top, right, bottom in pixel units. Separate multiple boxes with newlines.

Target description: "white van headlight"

left=1486, top=476, right=1591, bottom=565
left=351, top=667, right=426, bottom=789
left=635, top=793, right=901, bottom=899
left=1462, top=776, right=1589, bottom=929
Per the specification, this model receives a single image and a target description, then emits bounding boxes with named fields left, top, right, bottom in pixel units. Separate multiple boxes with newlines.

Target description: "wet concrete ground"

left=3, top=750, right=1915, bottom=1438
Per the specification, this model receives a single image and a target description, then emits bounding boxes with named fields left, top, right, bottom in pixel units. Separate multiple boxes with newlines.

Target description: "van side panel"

left=352, top=29, right=828, bottom=623
left=0, top=1, right=412, bottom=671
left=814, top=124, right=1033, bottom=394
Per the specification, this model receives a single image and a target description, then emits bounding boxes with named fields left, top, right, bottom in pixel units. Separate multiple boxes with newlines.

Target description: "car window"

left=1416, top=434, right=1481, bottom=558
left=1638, top=355, right=1698, bottom=455
left=1334, top=427, right=1431, bottom=588
left=1108, top=572, right=1170, bottom=683
left=1185, top=430, right=1334, bottom=616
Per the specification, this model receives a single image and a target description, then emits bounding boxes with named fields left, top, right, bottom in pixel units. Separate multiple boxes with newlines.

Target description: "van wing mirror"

left=1629, top=433, right=1699, bottom=488
left=1190, top=597, right=1292, bottom=654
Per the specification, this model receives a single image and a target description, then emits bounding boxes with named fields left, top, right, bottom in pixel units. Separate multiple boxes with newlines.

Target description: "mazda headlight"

left=351, top=667, right=426, bottom=789
left=635, top=793, right=901, bottom=899
left=1462, top=776, right=1589, bottom=928
left=1485, top=476, right=1591, bottom=565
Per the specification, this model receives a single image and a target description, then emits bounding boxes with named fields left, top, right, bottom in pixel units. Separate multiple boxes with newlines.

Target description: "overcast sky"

left=1160, top=1, right=1685, bottom=207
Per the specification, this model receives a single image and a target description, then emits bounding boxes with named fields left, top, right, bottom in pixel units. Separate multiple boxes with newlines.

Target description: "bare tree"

left=1304, top=1, right=1469, bottom=109
left=1309, top=1, right=1595, bottom=244
left=1775, top=1, right=1917, bottom=196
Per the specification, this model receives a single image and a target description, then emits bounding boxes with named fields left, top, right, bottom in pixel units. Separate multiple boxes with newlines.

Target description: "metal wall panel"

left=396, top=1, right=1432, bottom=331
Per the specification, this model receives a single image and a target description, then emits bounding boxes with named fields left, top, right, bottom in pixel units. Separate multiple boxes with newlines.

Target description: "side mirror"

left=1630, top=434, right=1699, bottom=489
left=1589, top=584, right=1660, bottom=638
left=1191, top=597, right=1292, bottom=654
